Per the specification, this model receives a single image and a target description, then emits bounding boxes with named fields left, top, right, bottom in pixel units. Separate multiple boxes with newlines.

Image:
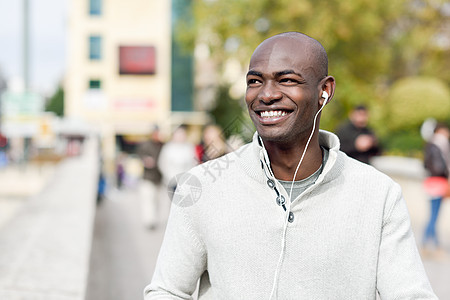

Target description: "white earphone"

left=269, top=88, right=330, bottom=299
left=321, top=91, right=329, bottom=104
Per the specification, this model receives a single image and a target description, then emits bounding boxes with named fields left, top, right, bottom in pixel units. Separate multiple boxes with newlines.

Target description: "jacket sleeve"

left=144, top=201, right=207, bottom=299
left=376, top=184, right=437, bottom=299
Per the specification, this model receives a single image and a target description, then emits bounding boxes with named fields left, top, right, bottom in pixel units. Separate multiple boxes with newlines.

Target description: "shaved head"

left=252, top=32, right=328, bottom=83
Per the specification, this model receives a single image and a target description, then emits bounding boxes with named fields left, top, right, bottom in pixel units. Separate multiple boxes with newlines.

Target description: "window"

left=89, top=36, right=102, bottom=60
left=89, top=79, right=101, bottom=89
left=85, top=79, right=106, bottom=109
left=89, top=0, right=102, bottom=16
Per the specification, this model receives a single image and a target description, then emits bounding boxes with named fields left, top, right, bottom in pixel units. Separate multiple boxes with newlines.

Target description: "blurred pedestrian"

left=116, top=152, right=126, bottom=189
left=136, top=127, right=163, bottom=229
left=422, top=123, right=450, bottom=255
left=336, top=104, right=380, bottom=164
left=158, top=125, right=197, bottom=193
left=96, top=137, right=107, bottom=205
left=145, top=32, right=436, bottom=299
left=0, top=131, right=8, bottom=168
left=195, top=124, right=227, bottom=163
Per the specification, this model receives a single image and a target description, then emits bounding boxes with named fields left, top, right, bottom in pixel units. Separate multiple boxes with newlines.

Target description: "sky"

left=0, top=0, right=68, bottom=96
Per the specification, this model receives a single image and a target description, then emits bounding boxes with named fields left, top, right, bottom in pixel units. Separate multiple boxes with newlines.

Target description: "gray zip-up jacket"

left=145, top=130, right=436, bottom=299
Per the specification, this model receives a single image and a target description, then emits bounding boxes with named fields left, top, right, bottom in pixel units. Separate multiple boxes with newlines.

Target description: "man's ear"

left=319, top=76, right=336, bottom=106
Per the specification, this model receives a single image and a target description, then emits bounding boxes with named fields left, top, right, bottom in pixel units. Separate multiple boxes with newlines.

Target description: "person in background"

left=96, top=137, right=107, bottom=205
left=115, top=152, right=126, bottom=190
left=336, top=104, right=380, bottom=164
left=0, top=131, right=8, bottom=168
left=136, top=127, right=163, bottom=230
left=158, top=125, right=197, bottom=193
left=195, top=124, right=227, bottom=163
left=422, top=123, right=450, bottom=256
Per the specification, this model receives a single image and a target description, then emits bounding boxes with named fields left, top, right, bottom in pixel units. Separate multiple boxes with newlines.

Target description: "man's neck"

left=263, top=138, right=323, bottom=181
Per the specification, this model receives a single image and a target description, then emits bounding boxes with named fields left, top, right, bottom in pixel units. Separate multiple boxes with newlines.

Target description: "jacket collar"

left=237, top=130, right=343, bottom=186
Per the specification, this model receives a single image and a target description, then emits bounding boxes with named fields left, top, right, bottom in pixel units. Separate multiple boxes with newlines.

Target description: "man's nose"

left=259, top=81, right=282, bottom=104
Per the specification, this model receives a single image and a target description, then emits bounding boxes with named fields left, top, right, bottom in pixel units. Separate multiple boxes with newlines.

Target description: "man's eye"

left=280, top=78, right=298, bottom=84
left=247, top=79, right=260, bottom=85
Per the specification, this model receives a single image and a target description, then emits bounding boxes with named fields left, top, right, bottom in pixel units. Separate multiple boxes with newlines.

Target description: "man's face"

left=245, top=36, right=322, bottom=145
left=350, top=109, right=369, bottom=128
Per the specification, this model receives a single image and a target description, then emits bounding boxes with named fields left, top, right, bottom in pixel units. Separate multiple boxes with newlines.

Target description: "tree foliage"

left=209, top=85, right=254, bottom=141
left=177, top=0, right=450, bottom=138
left=45, top=85, right=64, bottom=117
left=386, top=76, right=450, bottom=131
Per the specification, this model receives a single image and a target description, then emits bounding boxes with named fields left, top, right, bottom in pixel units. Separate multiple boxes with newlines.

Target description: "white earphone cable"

left=288, top=99, right=327, bottom=200
left=269, top=97, right=327, bottom=300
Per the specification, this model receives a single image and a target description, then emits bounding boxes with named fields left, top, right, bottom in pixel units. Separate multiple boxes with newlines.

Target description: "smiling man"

left=144, top=32, right=436, bottom=299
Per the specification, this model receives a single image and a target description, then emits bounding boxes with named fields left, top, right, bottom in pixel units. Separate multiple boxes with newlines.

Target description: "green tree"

left=386, top=76, right=450, bottom=132
left=46, top=85, right=64, bottom=117
left=210, top=85, right=255, bottom=141
left=176, top=0, right=450, bottom=137
left=376, top=76, right=450, bottom=156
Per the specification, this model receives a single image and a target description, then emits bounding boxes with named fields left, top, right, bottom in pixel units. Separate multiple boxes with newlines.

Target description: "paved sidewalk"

left=0, top=163, right=56, bottom=229
left=0, top=139, right=98, bottom=300
left=84, top=187, right=171, bottom=300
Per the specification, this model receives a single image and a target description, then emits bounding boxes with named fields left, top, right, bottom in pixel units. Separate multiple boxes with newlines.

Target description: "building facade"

left=65, top=0, right=172, bottom=173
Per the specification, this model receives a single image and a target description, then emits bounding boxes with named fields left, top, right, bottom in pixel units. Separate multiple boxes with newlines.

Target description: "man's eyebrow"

left=246, top=70, right=262, bottom=77
left=275, top=69, right=303, bottom=77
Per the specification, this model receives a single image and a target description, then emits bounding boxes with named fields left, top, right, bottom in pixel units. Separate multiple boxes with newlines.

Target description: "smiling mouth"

left=258, top=110, right=291, bottom=119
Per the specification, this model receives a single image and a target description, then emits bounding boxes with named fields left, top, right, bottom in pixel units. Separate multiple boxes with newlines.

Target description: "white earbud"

left=321, top=91, right=329, bottom=104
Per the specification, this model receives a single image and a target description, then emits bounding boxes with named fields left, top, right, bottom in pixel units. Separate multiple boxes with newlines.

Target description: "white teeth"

left=260, top=110, right=287, bottom=118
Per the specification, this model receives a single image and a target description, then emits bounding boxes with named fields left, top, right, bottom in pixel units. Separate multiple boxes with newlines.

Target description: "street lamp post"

left=23, top=0, right=30, bottom=92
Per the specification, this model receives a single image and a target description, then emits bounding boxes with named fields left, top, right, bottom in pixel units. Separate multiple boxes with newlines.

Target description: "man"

left=137, top=126, right=163, bottom=229
left=336, top=104, right=380, bottom=164
left=145, top=32, right=436, bottom=299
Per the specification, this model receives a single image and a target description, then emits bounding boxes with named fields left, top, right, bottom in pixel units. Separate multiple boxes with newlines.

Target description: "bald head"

left=251, top=32, right=328, bottom=82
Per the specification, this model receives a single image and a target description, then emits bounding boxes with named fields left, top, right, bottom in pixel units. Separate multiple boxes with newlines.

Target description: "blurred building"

left=65, top=0, right=211, bottom=175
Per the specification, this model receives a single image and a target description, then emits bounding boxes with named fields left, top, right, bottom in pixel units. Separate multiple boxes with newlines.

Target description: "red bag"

left=423, top=177, right=450, bottom=198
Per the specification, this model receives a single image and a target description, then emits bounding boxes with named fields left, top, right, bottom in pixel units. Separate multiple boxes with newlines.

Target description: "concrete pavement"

left=0, top=163, right=56, bottom=229
left=0, top=138, right=98, bottom=300
left=84, top=186, right=170, bottom=300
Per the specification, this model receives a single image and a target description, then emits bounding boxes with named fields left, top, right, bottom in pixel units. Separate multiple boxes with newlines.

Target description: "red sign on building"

left=119, top=46, right=156, bottom=75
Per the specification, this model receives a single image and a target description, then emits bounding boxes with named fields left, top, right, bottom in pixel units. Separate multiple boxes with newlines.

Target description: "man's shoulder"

left=187, top=142, right=254, bottom=181
left=339, top=151, right=393, bottom=181
left=332, top=152, right=402, bottom=202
